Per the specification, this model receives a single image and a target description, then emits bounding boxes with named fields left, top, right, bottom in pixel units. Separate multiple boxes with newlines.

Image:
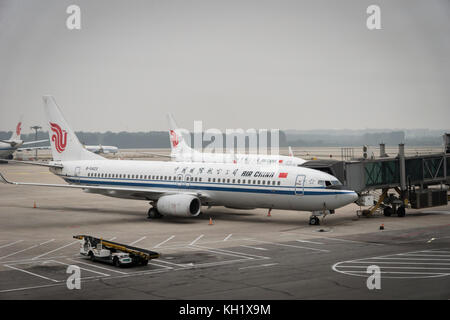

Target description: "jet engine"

left=156, top=194, right=201, bottom=217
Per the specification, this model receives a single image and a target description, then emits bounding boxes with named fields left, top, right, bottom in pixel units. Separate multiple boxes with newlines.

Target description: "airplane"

left=0, top=96, right=358, bottom=225
left=0, top=118, right=49, bottom=160
left=84, top=145, right=119, bottom=155
left=149, top=114, right=307, bottom=166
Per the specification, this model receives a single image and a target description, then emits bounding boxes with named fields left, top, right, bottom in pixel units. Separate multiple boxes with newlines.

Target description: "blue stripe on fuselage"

left=63, top=176, right=354, bottom=196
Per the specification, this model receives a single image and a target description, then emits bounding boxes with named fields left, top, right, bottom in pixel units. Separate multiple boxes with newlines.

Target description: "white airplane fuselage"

left=172, top=150, right=306, bottom=166
left=51, top=159, right=357, bottom=212
left=0, top=141, right=22, bottom=159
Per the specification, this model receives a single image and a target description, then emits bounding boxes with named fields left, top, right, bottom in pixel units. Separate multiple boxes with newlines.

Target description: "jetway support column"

left=398, top=144, right=408, bottom=203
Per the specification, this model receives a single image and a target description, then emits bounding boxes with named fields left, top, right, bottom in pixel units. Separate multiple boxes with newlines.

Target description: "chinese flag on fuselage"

left=278, top=172, right=288, bottom=178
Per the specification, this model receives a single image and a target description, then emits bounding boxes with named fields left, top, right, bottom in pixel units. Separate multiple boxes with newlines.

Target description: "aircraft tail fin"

left=288, top=146, right=294, bottom=157
left=166, top=113, right=193, bottom=155
left=9, top=116, right=23, bottom=142
left=43, top=96, right=104, bottom=161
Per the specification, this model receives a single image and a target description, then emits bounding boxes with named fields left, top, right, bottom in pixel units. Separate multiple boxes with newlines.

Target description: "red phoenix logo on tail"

left=50, top=122, right=68, bottom=153
left=16, top=122, right=21, bottom=136
left=170, top=130, right=179, bottom=148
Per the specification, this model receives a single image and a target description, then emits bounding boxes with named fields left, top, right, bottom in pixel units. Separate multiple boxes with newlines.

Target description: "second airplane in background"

left=154, top=114, right=306, bottom=166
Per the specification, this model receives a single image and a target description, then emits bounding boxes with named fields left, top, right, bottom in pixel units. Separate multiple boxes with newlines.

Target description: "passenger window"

left=277, top=181, right=281, bottom=185
left=208, top=178, right=211, bottom=182
left=199, top=178, right=202, bottom=182
left=213, top=178, right=216, bottom=182
left=232, top=179, right=235, bottom=183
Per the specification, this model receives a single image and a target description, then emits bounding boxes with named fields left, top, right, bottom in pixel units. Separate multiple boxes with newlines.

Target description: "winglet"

left=0, top=172, right=13, bottom=184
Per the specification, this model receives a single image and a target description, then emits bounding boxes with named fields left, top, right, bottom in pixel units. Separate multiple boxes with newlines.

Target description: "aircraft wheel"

left=383, top=207, right=393, bottom=217
left=147, top=207, right=162, bottom=219
left=397, top=206, right=406, bottom=217
left=309, top=216, right=320, bottom=226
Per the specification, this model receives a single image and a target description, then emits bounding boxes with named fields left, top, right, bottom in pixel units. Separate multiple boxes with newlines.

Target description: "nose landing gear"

left=147, top=203, right=163, bottom=219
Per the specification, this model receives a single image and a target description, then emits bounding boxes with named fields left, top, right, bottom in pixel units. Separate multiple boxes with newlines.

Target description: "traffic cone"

left=209, top=217, right=214, bottom=225
left=33, top=201, right=36, bottom=208
left=379, top=224, right=384, bottom=230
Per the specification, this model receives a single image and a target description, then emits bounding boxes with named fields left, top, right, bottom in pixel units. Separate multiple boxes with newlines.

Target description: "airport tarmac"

left=0, top=163, right=449, bottom=299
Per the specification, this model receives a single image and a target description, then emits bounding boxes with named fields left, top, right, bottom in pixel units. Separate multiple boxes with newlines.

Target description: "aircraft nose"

left=349, top=191, right=358, bottom=203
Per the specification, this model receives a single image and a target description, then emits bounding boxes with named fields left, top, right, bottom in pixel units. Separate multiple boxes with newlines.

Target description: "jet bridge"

left=302, top=140, right=449, bottom=216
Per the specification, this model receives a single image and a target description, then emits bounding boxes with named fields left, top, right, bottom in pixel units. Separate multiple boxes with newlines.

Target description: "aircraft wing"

left=21, top=139, right=49, bottom=146
left=0, top=172, right=211, bottom=202
left=5, top=160, right=64, bottom=168
left=17, top=146, right=51, bottom=151
left=0, top=140, right=17, bottom=147
left=135, top=152, right=173, bottom=158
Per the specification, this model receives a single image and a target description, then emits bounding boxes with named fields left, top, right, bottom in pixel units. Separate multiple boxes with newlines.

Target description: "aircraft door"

left=295, top=174, right=305, bottom=195
left=74, top=167, right=81, bottom=184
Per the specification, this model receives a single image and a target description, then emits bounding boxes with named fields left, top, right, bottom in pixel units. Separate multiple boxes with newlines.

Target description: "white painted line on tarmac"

left=337, top=261, right=450, bottom=265
left=365, top=257, right=450, bottom=261
left=296, top=239, right=325, bottom=245
left=189, top=234, right=204, bottom=246
left=325, top=237, right=383, bottom=246
left=51, top=260, right=110, bottom=277
left=239, top=263, right=279, bottom=270
left=246, top=239, right=330, bottom=253
left=147, top=261, right=174, bottom=270
left=240, top=245, right=268, bottom=251
left=192, top=245, right=268, bottom=260
left=31, top=241, right=79, bottom=260
left=4, top=264, right=59, bottom=283
left=153, top=235, right=175, bottom=248
left=0, top=240, right=23, bottom=249
left=156, top=259, right=189, bottom=268
left=66, top=258, right=128, bottom=275
left=129, top=236, right=146, bottom=246
left=0, top=283, right=63, bottom=293
left=223, top=234, right=232, bottom=241
left=336, top=265, right=450, bottom=270
left=336, top=270, right=449, bottom=276
left=0, top=239, right=55, bottom=260
left=399, top=254, right=450, bottom=257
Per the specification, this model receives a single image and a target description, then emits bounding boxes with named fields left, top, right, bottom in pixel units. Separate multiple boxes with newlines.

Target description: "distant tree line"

left=0, top=130, right=445, bottom=148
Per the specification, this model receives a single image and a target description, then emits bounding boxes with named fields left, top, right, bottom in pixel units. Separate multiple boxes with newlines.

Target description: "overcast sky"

left=0, top=0, right=449, bottom=133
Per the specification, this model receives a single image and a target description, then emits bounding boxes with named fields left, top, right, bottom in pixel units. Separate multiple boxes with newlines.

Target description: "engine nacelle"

left=156, top=194, right=201, bottom=217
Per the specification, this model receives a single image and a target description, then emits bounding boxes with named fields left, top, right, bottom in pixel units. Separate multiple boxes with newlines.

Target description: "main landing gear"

left=309, top=216, right=320, bottom=226
left=147, top=204, right=163, bottom=219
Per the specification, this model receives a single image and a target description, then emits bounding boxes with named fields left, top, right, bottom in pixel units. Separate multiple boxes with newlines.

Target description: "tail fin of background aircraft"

left=9, top=116, right=23, bottom=142
left=288, top=146, right=294, bottom=157
left=166, top=113, right=194, bottom=155
left=43, top=96, right=104, bottom=162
